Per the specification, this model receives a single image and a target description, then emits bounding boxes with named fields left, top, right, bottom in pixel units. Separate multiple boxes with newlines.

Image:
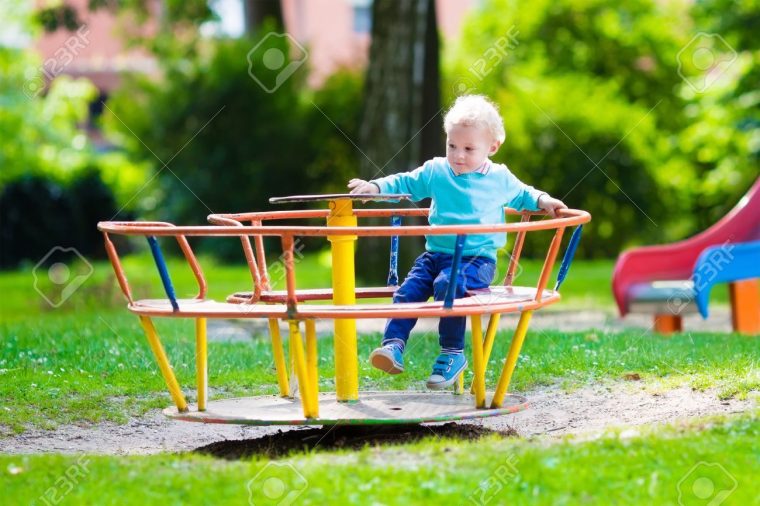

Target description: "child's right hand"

left=348, top=179, right=380, bottom=195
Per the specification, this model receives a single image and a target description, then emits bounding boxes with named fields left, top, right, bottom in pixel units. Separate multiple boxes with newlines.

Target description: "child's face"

left=446, top=124, right=501, bottom=173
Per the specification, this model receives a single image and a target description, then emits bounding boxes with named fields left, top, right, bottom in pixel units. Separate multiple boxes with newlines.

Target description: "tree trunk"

left=359, top=0, right=441, bottom=178
left=357, top=0, right=441, bottom=285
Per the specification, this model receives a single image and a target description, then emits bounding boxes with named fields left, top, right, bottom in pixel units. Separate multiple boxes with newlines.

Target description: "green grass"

left=2, top=413, right=758, bottom=505
left=1, top=306, right=757, bottom=433
left=0, top=253, right=755, bottom=504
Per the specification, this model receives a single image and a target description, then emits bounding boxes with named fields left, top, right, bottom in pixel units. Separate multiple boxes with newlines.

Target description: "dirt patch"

left=476, top=384, right=757, bottom=438
left=195, top=423, right=513, bottom=460
left=1, top=382, right=755, bottom=456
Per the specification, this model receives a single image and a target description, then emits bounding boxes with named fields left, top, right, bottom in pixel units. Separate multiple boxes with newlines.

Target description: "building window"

left=351, top=0, right=372, bottom=34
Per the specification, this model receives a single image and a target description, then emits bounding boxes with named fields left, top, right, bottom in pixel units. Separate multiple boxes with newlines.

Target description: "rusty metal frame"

left=98, top=208, right=590, bottom=320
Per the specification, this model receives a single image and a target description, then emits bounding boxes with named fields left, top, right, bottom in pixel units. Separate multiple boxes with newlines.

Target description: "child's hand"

left=348, top=179, right=380, bottom=195
left=538, top=194, right=568, bottom=218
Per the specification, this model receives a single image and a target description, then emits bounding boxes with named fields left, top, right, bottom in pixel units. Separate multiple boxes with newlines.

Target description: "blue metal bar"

left=554, top=225, right=583, bottom=291
left=147, top=236, right=180, bottom=312
left=444, top=234, right=466, bottom=309
left=387, top=215, right=401, bottom=286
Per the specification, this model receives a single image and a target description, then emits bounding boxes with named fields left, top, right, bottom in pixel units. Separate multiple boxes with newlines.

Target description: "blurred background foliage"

left=103, top=35, right=362, bottom=223
left=0, top=46, right=141, bottom=268
left=101, top=31, right=363, bottom=258
left=446, top=0, right=759, bottom=257
left=1, top=0, right=758, bottom=267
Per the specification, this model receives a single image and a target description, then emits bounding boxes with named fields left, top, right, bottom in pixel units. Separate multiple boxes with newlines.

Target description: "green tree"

left=0, top=48, right=97, bottom=188
left=0, top=42, right=134, bottom=267
left=357, top=0, right=441, bottom=279
left=447, top=0, right=758, bottom=257
left=677, top=0, right=760, bottom=230
left=103, top=35, right=363, bottom=257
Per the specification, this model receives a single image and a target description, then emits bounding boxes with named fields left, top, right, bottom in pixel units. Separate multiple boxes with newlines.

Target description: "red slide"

left=613, top=177, right=760, bottom=316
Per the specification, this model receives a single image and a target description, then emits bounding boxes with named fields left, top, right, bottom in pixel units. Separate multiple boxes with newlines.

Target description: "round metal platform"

left=164, top=391, right=528, bottom=426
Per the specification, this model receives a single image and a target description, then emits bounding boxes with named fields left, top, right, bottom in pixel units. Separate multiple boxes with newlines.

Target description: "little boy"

left=348, top=94, right=566, bottom=389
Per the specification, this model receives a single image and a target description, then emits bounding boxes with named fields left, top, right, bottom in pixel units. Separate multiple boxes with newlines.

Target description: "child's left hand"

left=538, top=194, right=568, bottom=218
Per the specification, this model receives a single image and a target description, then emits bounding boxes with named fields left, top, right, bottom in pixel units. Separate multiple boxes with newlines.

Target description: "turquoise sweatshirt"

left=371, top=157, right=546, bottom=260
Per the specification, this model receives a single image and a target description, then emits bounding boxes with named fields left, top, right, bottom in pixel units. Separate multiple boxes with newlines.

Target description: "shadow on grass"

left=194, top=422, right=518, bottom=459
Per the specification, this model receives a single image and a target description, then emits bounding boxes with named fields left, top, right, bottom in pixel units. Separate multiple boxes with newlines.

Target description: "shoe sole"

left=426, top=361, right=467, bottom=390
left=370, top=350, right=404, bottom=374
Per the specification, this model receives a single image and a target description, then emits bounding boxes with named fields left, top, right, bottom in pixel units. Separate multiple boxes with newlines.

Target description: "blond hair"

left=443, top=95, right=505, bottom=143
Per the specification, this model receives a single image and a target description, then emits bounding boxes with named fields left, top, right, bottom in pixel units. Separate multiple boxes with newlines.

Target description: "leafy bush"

left=0, top=41, right=145, bottom=268
left=103, top=35, right=364, bottom=258
left=0, top=171, right=128, bottom=269
left=0, top=48, right=97, bottom=188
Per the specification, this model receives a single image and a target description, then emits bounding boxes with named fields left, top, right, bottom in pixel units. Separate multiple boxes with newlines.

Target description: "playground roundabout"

left=96, top=193, right=590, bottom=426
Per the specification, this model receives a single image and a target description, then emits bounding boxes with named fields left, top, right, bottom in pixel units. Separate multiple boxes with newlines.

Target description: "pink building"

left=280, top=0, right=476, bottom=85
left=35, top=0, right=158, bottom=92
left=37, top=0, right=476, bottom=92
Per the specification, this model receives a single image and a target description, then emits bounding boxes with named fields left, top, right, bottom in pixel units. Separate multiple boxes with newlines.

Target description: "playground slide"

left=613, top=177, right=760, bottom=316
left=694, top=240, right=760, bottom=318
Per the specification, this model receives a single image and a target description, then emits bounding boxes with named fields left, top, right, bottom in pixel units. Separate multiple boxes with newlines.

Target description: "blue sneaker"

left=426, top=352, right=467, bottom=390
left=369, top=344, right=404, bottom=374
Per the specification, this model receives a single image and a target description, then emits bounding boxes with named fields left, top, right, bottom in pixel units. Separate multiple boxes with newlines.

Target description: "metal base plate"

left=269, top=193, right=410, bottom=204
left=164, top=391, right=528, bottom=426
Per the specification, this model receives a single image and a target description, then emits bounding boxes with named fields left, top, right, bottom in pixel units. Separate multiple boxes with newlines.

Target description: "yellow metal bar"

left=453, top=372, right=464, bottom=395
left=289, top=333, right=298, bottom=398
left=138, top=316, right=188, bottom=412
left=195, top=317, right=207, bottom=411
left=305, top=320, right=318, bottom=386
left=490, top=311, right=533, bottom=408
left=305, top=319, right=319, bottom=404
left=327, top=199, right=359, bottom=402
left=470, top=313, right=500, bottom=394
left=289, top=321, right=318, bottom=418
left=482, top=313, right=500, bottom=363
left=268, top=319, right=290, bottom=397
left=470, top=315, right=486, bottom=408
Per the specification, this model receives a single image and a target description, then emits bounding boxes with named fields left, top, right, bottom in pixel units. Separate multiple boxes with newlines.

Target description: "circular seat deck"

left=164, top=391, right=528, bottom=426
left=129, top=285, right=559, bottom=318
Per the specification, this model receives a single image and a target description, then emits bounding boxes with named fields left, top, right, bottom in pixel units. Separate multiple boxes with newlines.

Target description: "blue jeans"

left=383, top=251, right=496, bottom=352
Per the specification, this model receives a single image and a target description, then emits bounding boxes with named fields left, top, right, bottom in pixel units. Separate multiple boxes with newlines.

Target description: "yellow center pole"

left=327, top=199, right=358, bottom=402
left=490, top=310, right=533, bottom=408
left=195, top=317, right=207, bottom=411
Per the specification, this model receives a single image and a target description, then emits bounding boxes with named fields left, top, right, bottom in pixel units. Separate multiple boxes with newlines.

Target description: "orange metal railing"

left=97, top=208, right=590, bottom=319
